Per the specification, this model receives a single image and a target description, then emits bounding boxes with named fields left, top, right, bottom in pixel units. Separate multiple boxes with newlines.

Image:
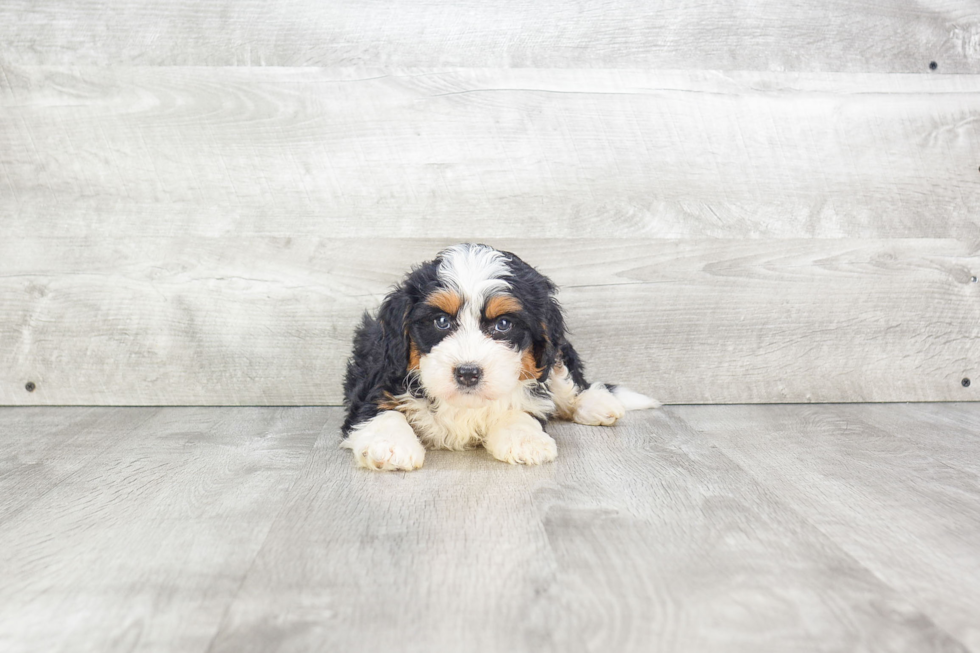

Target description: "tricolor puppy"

left=341, top=243, right=658, bottom=471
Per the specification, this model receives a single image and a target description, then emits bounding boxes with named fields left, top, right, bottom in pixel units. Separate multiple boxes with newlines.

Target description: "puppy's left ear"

left=534, top=294, right=567, bottom=382
left=501, top=250, right=566, bottom=383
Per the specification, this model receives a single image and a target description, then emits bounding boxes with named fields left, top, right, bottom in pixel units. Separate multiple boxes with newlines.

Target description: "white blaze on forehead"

left=436, top=244, right=511, bottom=318
left=422, top=244, right=521, bottom=408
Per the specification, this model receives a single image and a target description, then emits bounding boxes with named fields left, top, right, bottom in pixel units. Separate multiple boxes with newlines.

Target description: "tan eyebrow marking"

left=484, top=295, right=522, bottom=320
left=426, top=290, right=462, bottom=316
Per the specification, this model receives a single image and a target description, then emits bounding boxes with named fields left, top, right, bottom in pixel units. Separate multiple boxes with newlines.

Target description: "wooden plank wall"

left=1, top=1, right=978, bottom=405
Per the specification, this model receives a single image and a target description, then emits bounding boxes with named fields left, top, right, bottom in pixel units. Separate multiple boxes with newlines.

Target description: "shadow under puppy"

left=341, top=243, right=658, bottom=471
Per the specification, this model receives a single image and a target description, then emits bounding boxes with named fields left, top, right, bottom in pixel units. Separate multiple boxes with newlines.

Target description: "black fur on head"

left=494, top=249, right=567, bottom=382
left=341, top=259, right=436, bottom=434
left=341, top=245, right=584, bottom=435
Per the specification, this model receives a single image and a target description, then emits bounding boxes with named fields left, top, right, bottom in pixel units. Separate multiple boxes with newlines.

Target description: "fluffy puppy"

left=341, top=243, right=658, bottom=471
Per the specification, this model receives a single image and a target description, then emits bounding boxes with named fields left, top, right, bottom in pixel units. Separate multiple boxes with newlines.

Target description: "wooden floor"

left=1, top=404, right=978, bottom=652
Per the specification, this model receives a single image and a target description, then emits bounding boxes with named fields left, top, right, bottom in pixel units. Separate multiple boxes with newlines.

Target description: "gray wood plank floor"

left=1, top=404, right=977, bottom=652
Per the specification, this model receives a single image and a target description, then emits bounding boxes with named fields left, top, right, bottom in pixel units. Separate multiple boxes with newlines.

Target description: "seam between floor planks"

left=203, top=419, right=333, bottom=653
left=0, top=407, right=324, bottom=653
left=212, top=404, right=972, bottom=651
left=1, top=405, right=978, bottom=652
left=674, top=403, right=980, bottom=651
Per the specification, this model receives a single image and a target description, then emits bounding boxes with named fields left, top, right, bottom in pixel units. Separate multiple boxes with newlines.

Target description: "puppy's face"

left=408, top=291, right=539, bottom=407
left=404, top=245, right=543, bottom=407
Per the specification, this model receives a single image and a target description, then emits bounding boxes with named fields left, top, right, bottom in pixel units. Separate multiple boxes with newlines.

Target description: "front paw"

left=573, top=384, right=626, bottom=426
left=484, top=415, right=558, bottom=466
left=342, top=411, right=426, bottom=471
left=356, top=437, right=426, bottom=471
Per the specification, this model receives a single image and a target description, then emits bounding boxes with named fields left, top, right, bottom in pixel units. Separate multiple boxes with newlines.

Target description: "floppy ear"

left=499, top=250, right=568, bottom=384
left=341, top=289, right=414, bottom=435
left=534, top=296, right=566, bottom=382
left=537, top=293, right=591, bottom=390
left=374, top=289, right=415, bottom=384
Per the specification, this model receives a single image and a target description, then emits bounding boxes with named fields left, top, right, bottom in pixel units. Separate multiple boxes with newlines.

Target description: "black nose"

left=454, top=364, right=482, bottom=388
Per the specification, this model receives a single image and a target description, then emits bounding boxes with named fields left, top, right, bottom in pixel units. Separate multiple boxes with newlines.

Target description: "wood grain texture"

left=2, top=238, right=977, bottom=406
left=2, top=66, right=979, bottom=240
left=0, top=407, right=321, bottom=652
left=901, top=402, right=980, bottom=446
left=833, top=403, right=980, bottom=477
left=2, top=405, right=977, bottom=652
left=0, top=407, right=159, bottom=523
left=208, top=407, right=965, bottom=653
left=675, top=403, right=980, bottom=651
left=1, top=1, right=978, bottom=72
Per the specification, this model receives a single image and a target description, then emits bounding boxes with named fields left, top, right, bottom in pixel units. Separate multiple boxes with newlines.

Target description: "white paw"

left=341, top=411, right=426, bottom=472
left=573, top=384, right=626, bottom=426
left=356, top=436, right=426, bottom=471
left=484, top=413, right=558, bottom=466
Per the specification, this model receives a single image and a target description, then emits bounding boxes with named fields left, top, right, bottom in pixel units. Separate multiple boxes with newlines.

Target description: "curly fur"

left=341, top=243, right=657, bottom=470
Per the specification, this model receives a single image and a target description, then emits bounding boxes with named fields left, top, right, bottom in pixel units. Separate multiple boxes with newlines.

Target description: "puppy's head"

left=390, top=244, right=563, bottom=407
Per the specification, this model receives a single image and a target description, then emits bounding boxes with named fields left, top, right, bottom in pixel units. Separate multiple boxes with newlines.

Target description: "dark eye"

left=494, top=318, right=512, bottom=333
left=434, top=314, right=451, bottom=330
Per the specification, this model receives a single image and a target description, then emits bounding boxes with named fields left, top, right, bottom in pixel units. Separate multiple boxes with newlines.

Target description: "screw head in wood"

left=963, top=378, right=972, bottom=388
left=25, top=382, right=36, bottom=392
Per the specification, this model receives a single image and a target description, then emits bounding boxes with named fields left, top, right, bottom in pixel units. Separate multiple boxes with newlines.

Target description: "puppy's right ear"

left=341, top=288, right=414, bottom=435
left=374, top=289, right=415, bottom=382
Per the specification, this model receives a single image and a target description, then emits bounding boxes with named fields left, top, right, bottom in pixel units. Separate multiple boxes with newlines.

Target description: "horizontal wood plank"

left=2, top=66, right=979, bottom=240
left=2, top=238, right=976, bottom=405
left=1, top=1, right=978, bottom=72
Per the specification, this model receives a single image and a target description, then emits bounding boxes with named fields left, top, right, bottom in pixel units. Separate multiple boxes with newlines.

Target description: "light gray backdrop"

left=1, top=1, right=978, bottom=405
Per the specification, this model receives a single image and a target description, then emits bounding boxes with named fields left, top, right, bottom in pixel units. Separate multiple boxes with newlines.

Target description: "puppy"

left=341, top=243, right=658, bottom=471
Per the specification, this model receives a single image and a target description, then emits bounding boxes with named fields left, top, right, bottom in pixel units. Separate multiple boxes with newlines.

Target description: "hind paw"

left=573, top=385, right=626, bottom=426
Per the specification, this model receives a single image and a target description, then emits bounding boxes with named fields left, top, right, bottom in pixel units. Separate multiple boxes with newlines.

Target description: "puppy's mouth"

left=447, top=388, right=489, bottom=407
